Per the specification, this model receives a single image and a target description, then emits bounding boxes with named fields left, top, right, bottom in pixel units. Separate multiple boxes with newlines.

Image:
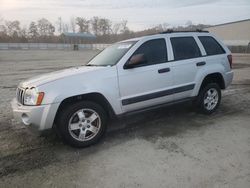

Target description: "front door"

left=117, top=38, right=174, bottom=112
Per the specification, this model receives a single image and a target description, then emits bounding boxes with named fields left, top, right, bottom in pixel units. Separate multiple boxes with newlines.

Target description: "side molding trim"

left=122, top=84, right=195, bottom=105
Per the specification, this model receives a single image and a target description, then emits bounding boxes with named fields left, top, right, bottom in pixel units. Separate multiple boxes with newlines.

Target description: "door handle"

left=158, top=68, right=170, bottom=73
left=196, top=61, right=206, bottom=66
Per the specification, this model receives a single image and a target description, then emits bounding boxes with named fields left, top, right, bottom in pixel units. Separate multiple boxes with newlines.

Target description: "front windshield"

left=87, top=41, right=137, bottom=66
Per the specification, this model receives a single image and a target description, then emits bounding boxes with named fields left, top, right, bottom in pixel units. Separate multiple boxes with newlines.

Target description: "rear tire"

left=56, top=101, right=107, bottom=148
left=196, top=83, right=221, bottom=114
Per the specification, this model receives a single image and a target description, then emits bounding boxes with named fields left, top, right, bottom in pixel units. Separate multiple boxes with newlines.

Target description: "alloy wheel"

left=68, top=108, right=101, bottom=141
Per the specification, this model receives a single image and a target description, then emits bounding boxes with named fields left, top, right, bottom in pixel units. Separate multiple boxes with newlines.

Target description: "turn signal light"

left=36, top=92, right=45, bottom=105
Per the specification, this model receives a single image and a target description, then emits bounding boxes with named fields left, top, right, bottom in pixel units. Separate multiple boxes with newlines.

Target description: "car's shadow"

left=45, top=101, right=201, bottom=144
left=27, top=97, right=243, bottom=146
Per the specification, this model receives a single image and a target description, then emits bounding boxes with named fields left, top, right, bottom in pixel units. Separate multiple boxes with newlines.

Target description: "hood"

left=19, top=66, right=104, bottom=88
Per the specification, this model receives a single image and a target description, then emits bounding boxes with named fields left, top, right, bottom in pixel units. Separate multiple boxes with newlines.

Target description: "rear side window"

left=171, top=37, right=201, bottom=61
left=198, top=36, right=225, bottom=55
left=132, top=38, right=167, bottom=65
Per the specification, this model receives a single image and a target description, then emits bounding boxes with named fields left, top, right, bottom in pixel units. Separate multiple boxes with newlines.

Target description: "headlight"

left=23, top=87, right=44, bottom=106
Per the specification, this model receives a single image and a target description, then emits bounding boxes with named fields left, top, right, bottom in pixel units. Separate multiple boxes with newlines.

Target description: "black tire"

left=56, top=101, right=107, bottom=148
left=196, top=83, right=221, bottom=114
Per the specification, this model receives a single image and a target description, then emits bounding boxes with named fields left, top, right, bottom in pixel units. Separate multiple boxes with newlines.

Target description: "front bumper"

left=11, top=98, right=60, bottom=131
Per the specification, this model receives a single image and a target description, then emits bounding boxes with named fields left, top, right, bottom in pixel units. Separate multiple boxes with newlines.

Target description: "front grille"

left=16, top=87, right=25, bottom=104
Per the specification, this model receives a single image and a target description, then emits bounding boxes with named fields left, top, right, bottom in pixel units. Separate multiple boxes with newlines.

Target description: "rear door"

left=169, top=36, right=206, bottom=100
left=198, top=35, right=229, bottom=70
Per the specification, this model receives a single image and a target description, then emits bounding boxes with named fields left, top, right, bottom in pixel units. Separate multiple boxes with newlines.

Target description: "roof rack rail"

left=160, top=29, right=209, bottom=34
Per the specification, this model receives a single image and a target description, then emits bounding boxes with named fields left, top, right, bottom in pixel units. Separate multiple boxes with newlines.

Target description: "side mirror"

left=125, top=54, right=147, bottom=69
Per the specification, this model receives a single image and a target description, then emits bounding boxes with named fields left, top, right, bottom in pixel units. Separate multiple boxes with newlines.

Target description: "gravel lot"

left=0, top=50, right=250, bottom=188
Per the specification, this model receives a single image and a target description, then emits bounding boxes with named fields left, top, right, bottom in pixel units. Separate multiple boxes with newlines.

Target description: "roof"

left=63, top=32, right=96, bottom=39
left=206, top=19, right=250, bottom=28
left=121, top=31, right=211, bottom=43
left=160, top=29, right=208, bottom=33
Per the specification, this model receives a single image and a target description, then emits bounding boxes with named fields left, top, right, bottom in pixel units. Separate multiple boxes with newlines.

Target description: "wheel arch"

left=200, top=72, right=226, bottom=90
left=54, top=92, right=116, bottom=126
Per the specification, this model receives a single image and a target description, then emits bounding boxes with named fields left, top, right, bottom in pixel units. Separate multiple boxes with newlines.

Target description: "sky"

left=0, top=0, right=250, bottom=31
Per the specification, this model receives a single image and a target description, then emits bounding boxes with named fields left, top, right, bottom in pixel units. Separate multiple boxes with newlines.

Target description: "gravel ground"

left=0, top=50, right=250, bottom=188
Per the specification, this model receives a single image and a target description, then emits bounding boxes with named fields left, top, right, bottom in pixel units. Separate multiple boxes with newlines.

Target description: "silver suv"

left=12, top=31, right=233, bottom=147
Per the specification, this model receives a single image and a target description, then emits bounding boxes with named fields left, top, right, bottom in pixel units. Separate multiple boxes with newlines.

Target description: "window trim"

left=198, top=36, right=226, bottom=56
left=170, top=36, right=202, bottom=61
left=123, top=38, right=168, bottom=69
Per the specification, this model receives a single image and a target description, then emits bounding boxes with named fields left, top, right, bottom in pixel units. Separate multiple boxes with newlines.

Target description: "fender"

left=192, top=63, right=226, bottom=96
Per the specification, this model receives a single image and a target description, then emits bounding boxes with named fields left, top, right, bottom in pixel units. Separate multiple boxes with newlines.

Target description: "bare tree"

left=57, top=17, right=63, bottom=34
left=111, top=20, right=130, bottom=35
left=119, top=20, right=129, bottom=34
left=19, top=26, right=28, bottom=42
left=1, top=16, right=213, bottom=44
left=91, top=16, right=99, bottom=35
left=98, top=18, right=112, bottom=35
left=5, top=20, right=21, bottom=37
left=90, top=17, right=112, bottom=36
left=63, top=23, right=69, bottom=33
left=28, top=21, right=39, bottom=39
left=155, top=23, right=169, bottom=32
left=0, top=16, right=8, bottom=42
left=76, top=17, right=89, bottom=33
left=0, top=16, right=7, bottom=36
left=70, top=17, right=76, bottom=33
left=0, top=15, right=3, bottom=26
left=0, top=24, right=7, bottom=34
left=37, top=18, right=55, bottom=36
left=112, top=23, right=121, bottom=35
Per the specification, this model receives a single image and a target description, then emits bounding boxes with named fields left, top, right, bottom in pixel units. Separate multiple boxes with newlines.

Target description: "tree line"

left=0, top=16, right=211, bottom=43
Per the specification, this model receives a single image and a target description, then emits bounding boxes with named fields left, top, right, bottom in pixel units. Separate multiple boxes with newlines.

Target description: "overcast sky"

left=0, top=0, right=250, bottom=30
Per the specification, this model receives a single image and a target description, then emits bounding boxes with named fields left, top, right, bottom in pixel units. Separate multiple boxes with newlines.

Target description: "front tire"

left=57, top=101, right=107, bottom=148
left=196, top=83, right=221, bottom=114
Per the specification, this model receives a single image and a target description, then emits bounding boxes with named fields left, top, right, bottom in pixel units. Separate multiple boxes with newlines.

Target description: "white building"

left=206, top=19, right=250, bottom=46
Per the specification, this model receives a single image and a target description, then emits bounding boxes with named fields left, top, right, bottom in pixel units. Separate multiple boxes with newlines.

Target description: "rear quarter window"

left=170, top=37, right=201, bottom=61
left=198, top=36, right=225, bottom=56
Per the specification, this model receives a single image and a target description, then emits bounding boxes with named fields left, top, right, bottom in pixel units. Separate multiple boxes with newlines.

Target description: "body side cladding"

left=122, top=84, right=195, bottom=106
left=118, top=97, right=195, bottom=118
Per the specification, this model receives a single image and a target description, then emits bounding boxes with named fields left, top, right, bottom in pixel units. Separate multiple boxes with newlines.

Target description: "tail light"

left=227, top=54, right=232, bottom=69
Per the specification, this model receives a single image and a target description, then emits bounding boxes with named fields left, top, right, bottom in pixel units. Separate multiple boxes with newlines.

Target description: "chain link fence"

left=0, top=43, right=110, bottom=50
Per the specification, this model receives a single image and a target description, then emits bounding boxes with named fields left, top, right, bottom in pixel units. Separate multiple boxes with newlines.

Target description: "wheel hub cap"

left=68, top=108, right=101, bottom=142
left=204, top=88, right=219, bottom=111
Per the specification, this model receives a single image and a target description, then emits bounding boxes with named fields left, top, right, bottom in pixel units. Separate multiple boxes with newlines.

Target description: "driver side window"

left=131, top=38, right=168, bottom=67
